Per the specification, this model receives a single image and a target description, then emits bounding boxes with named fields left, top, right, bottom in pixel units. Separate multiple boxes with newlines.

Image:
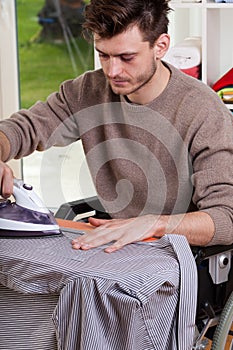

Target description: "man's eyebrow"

left=95, top=47, right=137, bottom=57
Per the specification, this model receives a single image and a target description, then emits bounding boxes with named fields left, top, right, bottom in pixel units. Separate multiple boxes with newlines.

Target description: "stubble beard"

left=110, top=59, right=157, bottom=97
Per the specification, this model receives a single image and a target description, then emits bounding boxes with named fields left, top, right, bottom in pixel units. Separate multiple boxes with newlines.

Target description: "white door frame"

left=0, top=0, right=21, bottom=177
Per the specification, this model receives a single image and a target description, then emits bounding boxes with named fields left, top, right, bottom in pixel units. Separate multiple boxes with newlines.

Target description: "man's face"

left=94, top=26, right=157, bottom=98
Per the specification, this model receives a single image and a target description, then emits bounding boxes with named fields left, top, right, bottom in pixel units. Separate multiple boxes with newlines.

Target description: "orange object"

left=56, top=218, right=94, bottom=231
left=143, top=237, right=158, bottom=242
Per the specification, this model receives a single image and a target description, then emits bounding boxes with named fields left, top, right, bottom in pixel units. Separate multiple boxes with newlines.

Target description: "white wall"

left=0, top=0, right=21, bottom=177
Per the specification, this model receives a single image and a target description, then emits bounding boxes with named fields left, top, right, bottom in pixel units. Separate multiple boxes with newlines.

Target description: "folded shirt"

left=212, top=69, right=233, bottom=109
left=217, top=87, right=233, bottom=103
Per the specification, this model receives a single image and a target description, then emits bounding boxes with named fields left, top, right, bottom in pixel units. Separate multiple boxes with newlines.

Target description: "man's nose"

left=107, top=57, right=123, bottom=78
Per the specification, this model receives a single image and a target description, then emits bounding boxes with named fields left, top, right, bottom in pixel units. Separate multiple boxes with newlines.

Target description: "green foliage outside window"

left=16, top=0, right=93, bottom=108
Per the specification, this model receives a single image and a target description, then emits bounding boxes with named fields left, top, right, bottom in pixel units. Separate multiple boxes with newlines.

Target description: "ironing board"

left=0, top=220, right=197, bottom=350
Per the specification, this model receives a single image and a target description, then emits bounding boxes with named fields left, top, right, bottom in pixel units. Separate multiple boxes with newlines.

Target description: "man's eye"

left=99, top=53, right=109, bottom=59
left=121, top=56, right=134, bottom=62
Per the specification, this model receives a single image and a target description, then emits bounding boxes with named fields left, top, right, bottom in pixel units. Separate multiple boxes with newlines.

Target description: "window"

left=16, top=0, right=96, bottom=211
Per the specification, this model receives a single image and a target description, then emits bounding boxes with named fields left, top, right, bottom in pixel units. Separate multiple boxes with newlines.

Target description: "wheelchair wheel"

left=211, top=291, right=233, bottom=350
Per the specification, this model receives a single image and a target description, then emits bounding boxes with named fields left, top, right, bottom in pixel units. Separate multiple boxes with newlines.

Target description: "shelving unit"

left=168, top=0, right=233, bottom=110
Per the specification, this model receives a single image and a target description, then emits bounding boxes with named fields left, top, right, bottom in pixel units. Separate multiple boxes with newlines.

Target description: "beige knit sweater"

left=0, top=63, right=233, bottom=245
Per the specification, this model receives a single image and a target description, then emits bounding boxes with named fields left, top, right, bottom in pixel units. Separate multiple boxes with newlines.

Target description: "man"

left=0, top=0, right=232, bottom=254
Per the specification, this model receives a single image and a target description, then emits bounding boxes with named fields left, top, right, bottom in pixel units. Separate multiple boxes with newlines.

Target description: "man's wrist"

left=0, top=131, right=11, bottom=162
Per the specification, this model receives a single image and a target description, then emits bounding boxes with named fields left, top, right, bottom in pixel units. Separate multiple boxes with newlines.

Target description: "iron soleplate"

left=0, top=228, right=63, bottom=238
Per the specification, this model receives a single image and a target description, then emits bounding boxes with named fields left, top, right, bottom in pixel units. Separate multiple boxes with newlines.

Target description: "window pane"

left=17, top=0, right=96, bottom=211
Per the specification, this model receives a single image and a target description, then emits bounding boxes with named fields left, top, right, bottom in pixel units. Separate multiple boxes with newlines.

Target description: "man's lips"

left=110, top=79, right=129, bottom=86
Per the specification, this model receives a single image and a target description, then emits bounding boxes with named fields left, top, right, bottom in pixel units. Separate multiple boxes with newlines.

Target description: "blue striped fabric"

left=0, top=284, right=59, bottom=350
left=0, top=231, right=197, bottom=349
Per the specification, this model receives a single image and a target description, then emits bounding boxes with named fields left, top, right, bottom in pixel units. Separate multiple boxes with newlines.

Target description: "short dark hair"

left=83, top=0, right=171, bottom=46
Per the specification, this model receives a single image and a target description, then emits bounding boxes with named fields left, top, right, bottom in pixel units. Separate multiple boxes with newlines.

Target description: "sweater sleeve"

left=190, top=102, right=233, bottom=246
left=0, top=75, right=86, bottom=160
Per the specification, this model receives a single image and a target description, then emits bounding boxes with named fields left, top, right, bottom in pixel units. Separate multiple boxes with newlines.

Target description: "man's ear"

left=154, top=33, right=170, bottom=59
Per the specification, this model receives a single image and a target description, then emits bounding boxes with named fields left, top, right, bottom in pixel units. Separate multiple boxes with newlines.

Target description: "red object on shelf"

left=212, top=68, right=233, bottom=91
left=181, top=65, right=201, bottom=79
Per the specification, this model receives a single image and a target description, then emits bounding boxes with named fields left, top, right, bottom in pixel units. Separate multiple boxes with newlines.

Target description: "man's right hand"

left=0, top=160, right=14, bottom=198
left=0, top=131, right=14, bottom=197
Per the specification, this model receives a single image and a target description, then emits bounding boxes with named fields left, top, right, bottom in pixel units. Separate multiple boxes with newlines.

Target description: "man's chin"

left=110, top=84, right=132, bottom=96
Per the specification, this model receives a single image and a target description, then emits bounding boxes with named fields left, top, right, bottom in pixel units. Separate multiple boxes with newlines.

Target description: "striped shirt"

left=0, top=230, right=197, bottom=349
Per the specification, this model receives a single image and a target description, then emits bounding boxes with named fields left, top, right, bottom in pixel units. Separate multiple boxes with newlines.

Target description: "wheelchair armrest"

left=194, top=243, right=233, bottom=321
left=192, top=244, right=233, bottom=264
left=55, top=196, right=111, bottom=221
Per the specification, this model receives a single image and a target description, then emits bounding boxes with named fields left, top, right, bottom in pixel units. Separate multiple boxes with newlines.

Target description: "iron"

left=0, top=178, right=61, bottom=237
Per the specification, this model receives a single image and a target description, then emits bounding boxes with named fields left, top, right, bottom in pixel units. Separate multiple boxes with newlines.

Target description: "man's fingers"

left=72, top=224, right=135, bottom=253
left=104, top=239, right=127, bottom=253
left=88, top=217, right=110, bottom=227
left=0, top=163, right=14, bottom=198
left=72, top=215, right=161, bottom=253
left=72, top=227, right=116, bottom=250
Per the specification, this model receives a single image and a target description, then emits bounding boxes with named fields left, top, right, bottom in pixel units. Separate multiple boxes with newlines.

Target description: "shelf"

left=225, top=104, right=233, bottom=110
left=206, top=2, right=233, bottom=7
left=170, top=1, right=233, bottom=8
left=170, top=2, right=203, bottom=8
left=168, top=5, right=233, bottom=87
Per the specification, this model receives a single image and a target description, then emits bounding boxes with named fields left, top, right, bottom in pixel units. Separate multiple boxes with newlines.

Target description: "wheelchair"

left=55, top=196, right=233, bottom=350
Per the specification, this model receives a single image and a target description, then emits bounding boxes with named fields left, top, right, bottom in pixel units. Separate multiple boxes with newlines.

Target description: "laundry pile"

left=212, top=68, right=233, bottom=108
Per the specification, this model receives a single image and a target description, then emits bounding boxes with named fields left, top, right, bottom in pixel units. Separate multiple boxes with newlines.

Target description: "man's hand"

left=0, top=160, right=14, bottom=198
left=0, top=131, right=14, bottom=197
left=71, top=215, right=167, bottom=253
left=71, top=211, right=215, bottom=253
